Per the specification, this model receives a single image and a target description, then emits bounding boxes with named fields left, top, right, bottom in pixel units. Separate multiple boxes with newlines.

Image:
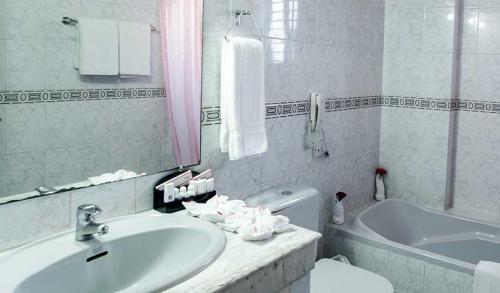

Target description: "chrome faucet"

left=75, top=204, right=109, bottom=241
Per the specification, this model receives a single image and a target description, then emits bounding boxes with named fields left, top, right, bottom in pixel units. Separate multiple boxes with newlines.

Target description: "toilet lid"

left=310, top=259, right=393, bottom=293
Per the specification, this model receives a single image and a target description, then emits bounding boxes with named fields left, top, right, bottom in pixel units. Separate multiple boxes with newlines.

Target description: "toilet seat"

left=310, top=259, right=393, bottom=293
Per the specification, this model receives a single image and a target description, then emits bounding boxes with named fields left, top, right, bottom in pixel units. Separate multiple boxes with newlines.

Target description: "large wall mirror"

left=0, top=0, right=202, bottom=204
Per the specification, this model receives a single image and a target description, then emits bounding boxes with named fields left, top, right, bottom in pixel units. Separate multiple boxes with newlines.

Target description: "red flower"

left=336, top=192, right=347, bottom=201
left=376, top=168, right=387, bottom=175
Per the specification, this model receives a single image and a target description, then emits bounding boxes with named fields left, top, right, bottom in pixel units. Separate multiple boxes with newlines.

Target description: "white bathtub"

left=337, top=199, right=500, bottom=275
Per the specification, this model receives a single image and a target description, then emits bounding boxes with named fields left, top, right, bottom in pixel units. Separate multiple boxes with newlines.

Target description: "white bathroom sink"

left=0, top=213, right=226, bottom=293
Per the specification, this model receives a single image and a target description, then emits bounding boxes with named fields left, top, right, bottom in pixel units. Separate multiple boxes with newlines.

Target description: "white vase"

left=332, top=199, right=344, bottom=225
left=375, top=173, right=386, bottom=201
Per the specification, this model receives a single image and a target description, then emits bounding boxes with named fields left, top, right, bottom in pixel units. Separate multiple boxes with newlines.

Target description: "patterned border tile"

left=325, top=96, right=381, bottom=112
left=201, top=106, right=221, bottom=126
left=380, top=96, right=451, bottom=111
left=5, top=88, right=500, bottom=115
left=455, top=99, right=500, bottom=114
left=202, top=95, right=382, bottom=125
left=265, top=100, right=310, bottom=119
left=0, top=88, right=166, bottom=104
left=380, top=96, right=500, bottom=114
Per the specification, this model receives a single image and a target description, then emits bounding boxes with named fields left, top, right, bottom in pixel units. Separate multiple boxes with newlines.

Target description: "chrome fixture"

left=225, top=10, right=262, bottom=41
left=75, top=204, right=109, bottom=241
left=62, top=16, right=158, bottom=31
left=36, top=186, right=58, bottom=195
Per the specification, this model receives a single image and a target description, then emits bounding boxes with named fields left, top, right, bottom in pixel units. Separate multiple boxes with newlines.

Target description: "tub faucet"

left=75, top=204, right=109, bottom=241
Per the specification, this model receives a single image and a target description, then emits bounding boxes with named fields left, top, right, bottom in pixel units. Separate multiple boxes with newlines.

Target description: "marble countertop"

left=163, top=213, right=322, bottom=293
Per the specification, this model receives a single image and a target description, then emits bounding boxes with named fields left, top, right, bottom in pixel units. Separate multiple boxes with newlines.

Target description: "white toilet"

left=245, top=185, right=393, bottom=293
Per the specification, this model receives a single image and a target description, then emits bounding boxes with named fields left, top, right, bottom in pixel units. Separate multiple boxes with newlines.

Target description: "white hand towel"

left=118, top=21, right=151, bottom=77
left=473, top=261, right=500, bottom=293
left=77, top=17, right=119, bottom=75
left=220, top=37, right=267, bottom=160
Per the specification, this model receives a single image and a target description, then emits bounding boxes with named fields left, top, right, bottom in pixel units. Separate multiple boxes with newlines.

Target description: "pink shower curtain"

left=160, top=0, right=202, bottom=166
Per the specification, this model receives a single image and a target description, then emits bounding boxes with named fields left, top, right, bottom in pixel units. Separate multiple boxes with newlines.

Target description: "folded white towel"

left=182, top=196, right=291, bottom=241
left=76, top=17, right=119, bottom=75
left=220, top=37, right=267, bottom=160
left=118, top=20, right=151, bottom=77
left=474, top=261, right=500, bottom=293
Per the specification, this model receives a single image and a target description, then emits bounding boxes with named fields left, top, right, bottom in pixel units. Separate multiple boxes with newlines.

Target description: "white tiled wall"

left=0, top=0, right=385, bottom=253
left=380, top=0, right=455, bottom=210
left=453, top=0, right=500, bottom=221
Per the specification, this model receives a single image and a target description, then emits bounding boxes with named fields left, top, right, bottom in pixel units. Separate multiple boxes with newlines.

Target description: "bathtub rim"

left=333, top=198, right=500, bottom=275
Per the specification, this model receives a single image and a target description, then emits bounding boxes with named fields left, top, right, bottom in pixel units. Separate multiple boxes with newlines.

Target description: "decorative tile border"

left=4, top=88, right=500, bottom=115
left=201, top=106, right=222, bottom=126
left=455, top=98, right=500, bottom=114
left=202, top=96, right=382, bottom=125
left=381, top=96, right=500, bottom=114
left=0, top=88, right=166, bottom=104
left=380, top=96, right=451, bottom=111
left=265, top=100, right=310, bottom=119
left=325, top=96, right=381, bottom=112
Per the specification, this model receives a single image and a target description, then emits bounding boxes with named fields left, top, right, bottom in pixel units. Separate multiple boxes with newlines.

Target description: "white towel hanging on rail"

left=220, top=37, right=267, bottom=160
left=75, top=17, right=119, bottom=75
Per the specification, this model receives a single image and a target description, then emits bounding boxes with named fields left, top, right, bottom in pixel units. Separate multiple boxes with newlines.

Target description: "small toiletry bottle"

left=179, top=186, right=188, bottom=199
left=332, top=192, right=347, bottom=225
left=197, top=179, right=207, bottom=194
left=206, top=178, right=215, bottom=192
left=189, top=180, right=198, bottom=195
left=163, top=183, right=175, bottom=203
left=187, top=185, right=196, bottom=198
left=173, top=188, right=181, bottom=200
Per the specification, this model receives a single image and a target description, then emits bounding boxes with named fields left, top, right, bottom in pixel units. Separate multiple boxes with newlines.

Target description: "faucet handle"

left=77, top=204, right=103, bottom=217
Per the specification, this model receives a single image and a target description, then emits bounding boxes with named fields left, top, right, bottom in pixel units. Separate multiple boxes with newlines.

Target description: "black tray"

left=153, top=170, right=216, bottom=213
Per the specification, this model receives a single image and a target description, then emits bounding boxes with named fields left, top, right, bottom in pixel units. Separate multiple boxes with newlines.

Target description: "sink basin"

left=0, top=213, right=226, bottom=293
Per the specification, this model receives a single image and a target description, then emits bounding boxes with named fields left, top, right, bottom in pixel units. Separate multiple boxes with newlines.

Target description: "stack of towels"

left=75, top=17, right=151, bottom=76
left=182, top=195, right=291, bottom=241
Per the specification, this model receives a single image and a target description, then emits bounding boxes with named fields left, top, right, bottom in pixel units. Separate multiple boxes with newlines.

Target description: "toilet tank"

left=245, top=185, right=321, bottom=232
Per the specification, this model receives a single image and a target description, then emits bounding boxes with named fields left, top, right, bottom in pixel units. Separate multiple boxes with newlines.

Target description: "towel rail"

left=224, top=10, right=262, bottom=41
left=62, top=17, right=158, bottom=32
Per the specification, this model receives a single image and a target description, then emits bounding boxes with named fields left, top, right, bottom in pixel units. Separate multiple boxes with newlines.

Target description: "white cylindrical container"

left=197, top=179, right=207, bottom=194
left=332, top=199, right=344, bottom=225
left=206, top=178, right=215, bottom=192
left=163, top=183, right=175, bottom=203
left=375, top=173, right=386, bottom=201
left=187, top=185, right=196, bottom=197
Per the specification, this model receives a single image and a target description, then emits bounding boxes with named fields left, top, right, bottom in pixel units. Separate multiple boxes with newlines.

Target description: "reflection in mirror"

left=0, top=0, right=202, bottom=204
